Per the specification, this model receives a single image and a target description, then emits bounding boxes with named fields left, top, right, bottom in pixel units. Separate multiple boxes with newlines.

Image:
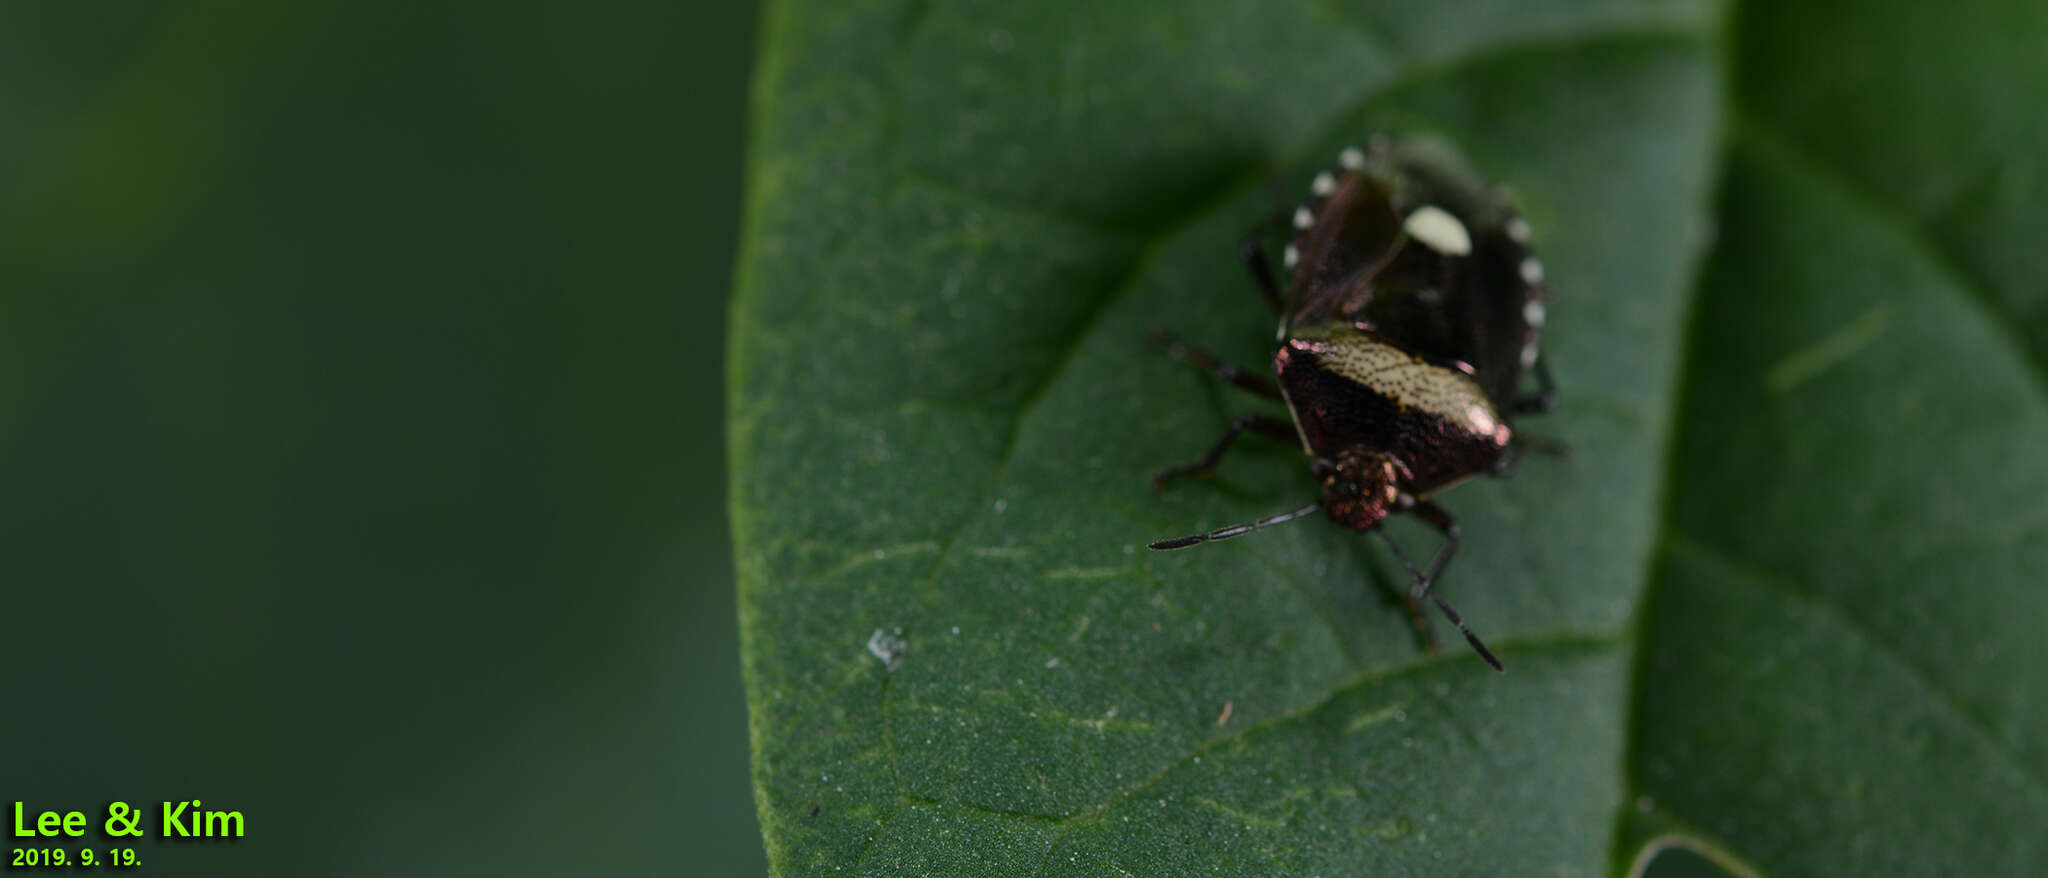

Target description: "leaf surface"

left=732, top=1, right=2047, bottom=873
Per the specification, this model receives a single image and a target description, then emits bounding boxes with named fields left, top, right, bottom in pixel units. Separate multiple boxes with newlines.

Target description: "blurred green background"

left=2, top=3, right=765, bottom=874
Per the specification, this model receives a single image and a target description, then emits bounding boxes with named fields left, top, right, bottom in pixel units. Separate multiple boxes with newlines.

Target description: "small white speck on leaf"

left=867, top=628, right=907, bottom=671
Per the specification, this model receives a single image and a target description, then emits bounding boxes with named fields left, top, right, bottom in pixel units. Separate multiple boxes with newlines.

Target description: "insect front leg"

left=1403, top=498, right=1462, bottom=594
left=1382, top=497, right=1503, bottom=671
left=1370, top=526, right=1443, bottom=654
left=1148, top=329, right=1282, bottom=400
left=1151, top=414, right=1296, bottom=490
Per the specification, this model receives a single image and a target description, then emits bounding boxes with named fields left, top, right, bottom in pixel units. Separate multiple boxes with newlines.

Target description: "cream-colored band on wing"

left=1312, top=334, right=1504, bottom=440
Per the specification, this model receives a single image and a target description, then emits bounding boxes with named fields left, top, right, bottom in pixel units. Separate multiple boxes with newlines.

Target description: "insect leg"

left=1499, top=359, right=1567, bottom=474
left=1151, top=413, right=1295, bottom=490
left=1239, top=238, right=1285, bottom=314
left=1386, top=499, right=1503, bottom=671
left=1238, top=180, right=1298, bottom=315
left=1148, top=329, right=1283, bottom=400
left=1404, top=499, right=1462, bottom=589
left=1490, top=445, right=1520, bottom=477
left=1511, top=432, right=1571, bottom=464
left=1372, top=530, right=1443, bottom=653
left=1516, top=356, right=1560, bottom=414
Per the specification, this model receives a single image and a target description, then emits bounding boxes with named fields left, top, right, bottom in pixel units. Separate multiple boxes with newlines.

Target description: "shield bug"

left=1148, top=136, right=1556, bottom=672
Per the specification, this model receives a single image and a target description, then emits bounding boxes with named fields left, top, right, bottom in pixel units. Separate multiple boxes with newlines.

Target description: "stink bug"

left=1148, top=136, right=1556, bottom=672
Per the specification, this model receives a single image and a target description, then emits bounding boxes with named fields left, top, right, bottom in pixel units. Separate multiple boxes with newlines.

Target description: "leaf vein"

left=1664, top=532, right=2048, bottom=797
left=1729, top=111, right=2048, bottom=404
left=1051, top=630, right=1621, bottom=826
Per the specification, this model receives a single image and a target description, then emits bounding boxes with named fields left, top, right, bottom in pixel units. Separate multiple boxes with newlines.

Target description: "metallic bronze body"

left=1146, top=138, right=1556, bottom=670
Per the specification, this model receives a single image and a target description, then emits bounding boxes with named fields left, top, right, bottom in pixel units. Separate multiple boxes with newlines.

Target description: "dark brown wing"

left=1284, top=169, right=1402, bottom=330
left=1281, top=141, right=1543, bottom=413
left=1272, top=325, right=1511, bottom=492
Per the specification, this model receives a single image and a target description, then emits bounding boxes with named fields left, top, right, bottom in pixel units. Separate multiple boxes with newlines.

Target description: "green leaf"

left=732, top=1, right=2048, bottom=874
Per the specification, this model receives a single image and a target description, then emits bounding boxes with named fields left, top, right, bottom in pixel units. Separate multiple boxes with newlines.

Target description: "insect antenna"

left=1375, top=530, right=1504, bottom=672
left=1147, top=502, right=1321, bottom=551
